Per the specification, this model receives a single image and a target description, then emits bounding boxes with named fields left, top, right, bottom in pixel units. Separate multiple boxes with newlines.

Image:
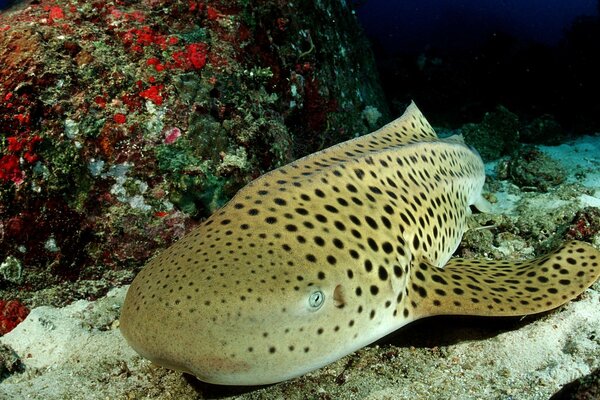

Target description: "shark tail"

left=407, top=240, right=600, bottom=318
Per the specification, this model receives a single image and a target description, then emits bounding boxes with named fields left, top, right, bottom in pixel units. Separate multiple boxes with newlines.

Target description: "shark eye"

left=308, top=290, right=325, bottom=310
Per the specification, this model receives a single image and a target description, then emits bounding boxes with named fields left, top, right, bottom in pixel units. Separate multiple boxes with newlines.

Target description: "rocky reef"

left=0, top=0, right=388, bottom=311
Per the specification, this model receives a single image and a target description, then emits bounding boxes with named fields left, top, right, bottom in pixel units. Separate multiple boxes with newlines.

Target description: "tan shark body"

left=120, top=102, right=600, bottom=385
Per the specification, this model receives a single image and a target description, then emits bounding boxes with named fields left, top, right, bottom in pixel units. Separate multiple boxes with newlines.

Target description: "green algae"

left=155, top=135, right=231, bottom=215
left=178, top=27, right=209, bottom=44
left=40, top=139, right=93, bottom=208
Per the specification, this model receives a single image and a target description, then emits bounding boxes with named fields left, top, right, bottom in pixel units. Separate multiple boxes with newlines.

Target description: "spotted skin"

left=407, top=240, right=600, bottom=317
left=120, top=102, right=600, bottom=386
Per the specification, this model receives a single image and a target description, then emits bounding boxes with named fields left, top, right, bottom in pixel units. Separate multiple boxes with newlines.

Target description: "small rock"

left=0, top=343, right=23, bottom=380
left=0, top=256, right=22, bottom=284
left=550, top=368, right=600, bottom=400
left=504, top=146, right=566, bottom=191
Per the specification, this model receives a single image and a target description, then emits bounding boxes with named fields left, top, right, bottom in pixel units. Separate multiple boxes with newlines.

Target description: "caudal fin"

left=408, top=240, right=600, bottom=318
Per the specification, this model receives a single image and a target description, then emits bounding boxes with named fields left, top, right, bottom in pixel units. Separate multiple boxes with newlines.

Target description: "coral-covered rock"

left=566, top=207, right=600, bottom=241
left=0, top=0, right=388, bottom=305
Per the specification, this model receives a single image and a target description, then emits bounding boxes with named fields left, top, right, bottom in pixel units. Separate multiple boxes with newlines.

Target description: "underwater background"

left=357, top=0, right=600, bottom=133
left=0, top=0, right=599, bottom=399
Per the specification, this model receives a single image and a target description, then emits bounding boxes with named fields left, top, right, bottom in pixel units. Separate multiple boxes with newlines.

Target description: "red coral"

left=15, top=113, right=30, bottom=124
left=566, top=208, right=600, bottom=240
left=187, top=43, right=208, bottom=69
left=7, top=136, right=24, bottom=152
left=146, top=57, right=165, bottom=72
left=0, top=299, right=29, bottom=335
left=23, top=151, right=38, bottom=163
left=135, top=26, right=155, bottom=46
left=139, top=85, right=163, bottom=105
left=171, top=43, right=208, bottom=70
left=48, top=6, right=65, bottom=21
left=303, top=77, right=338, bottom=132
left=113, top=113, right=127, bottom=124
left=1, top=135, right=42, bottom=184
left=26, top=135, right=42, bottom=151
left=0, top=154, right=23, bottom=185
left=125, top=10, right=146, bottom=23
left=207, top=6, right=221, bottom=20
left=120, top=26, right=174, bottom=52
left=94, top=95, right=107, bottom=108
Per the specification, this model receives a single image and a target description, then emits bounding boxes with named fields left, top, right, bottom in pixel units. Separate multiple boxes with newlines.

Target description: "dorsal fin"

left=405, top=240, right=600, bottom=318
left=293, top=101, right=438, bottom=163
left=249, top=101, right=438, bottom=187
left=366, top=101, right=439, bottom=145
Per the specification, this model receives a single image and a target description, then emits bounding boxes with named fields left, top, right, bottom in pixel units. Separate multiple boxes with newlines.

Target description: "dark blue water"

left=0, top=0, right=13, bottom=11
left=355, top=0, right=600, bottom=131
left=356, top=0, right=598, bottom=53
